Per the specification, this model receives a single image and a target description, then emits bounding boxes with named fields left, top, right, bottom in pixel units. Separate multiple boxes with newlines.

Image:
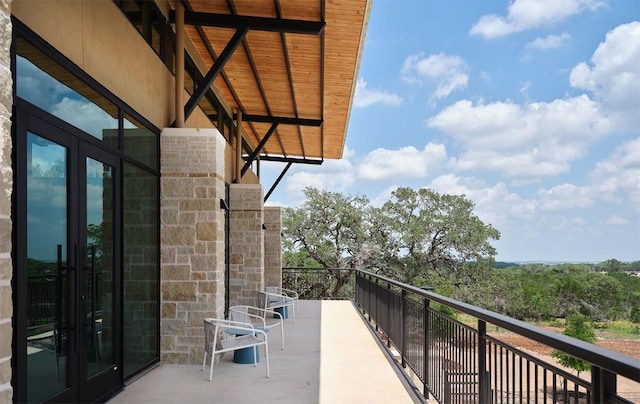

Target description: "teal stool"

left=225, top=328, right=267, bottom=364
left=274, top=306, right=288, bottom=319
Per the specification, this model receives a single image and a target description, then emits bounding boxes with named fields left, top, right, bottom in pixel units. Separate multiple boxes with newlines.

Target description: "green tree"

left=552, top=313, right=596, bottom=377
left=283, top=187, right=373, bottom=298
left=373, top=187, right=500, bottom=285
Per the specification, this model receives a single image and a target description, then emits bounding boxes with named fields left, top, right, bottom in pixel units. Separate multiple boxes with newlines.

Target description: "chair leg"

left=208, top=352, right=215, bottom=381
left=252, top=346, right=258, bottom=367
left=280, top=323, right=285, bottom=350
left=264, top=342, right=270, bottom=378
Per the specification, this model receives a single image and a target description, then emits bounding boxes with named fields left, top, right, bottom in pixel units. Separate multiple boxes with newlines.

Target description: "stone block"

left=0, top=259, right=10, bottom=281
left=161, top=177, right=194, bottom=199
left=161, top=352, right=189, bottom=364
left=161, top=265, right=191, bottom=281
left=0, top=388, right=12, bottom=404
left=197, top=281, right=218, bottom=294
left=180, top=199, right=216, bottom=212
left=162, top=319, right=186, bottom=336
left=0, top=285, right=10, bottom=318
left=0, top=218, right=10, bottom=252
left=162, top=282, right=196, bottom=301
left=190, top=255, right=215, bottom=272
left=161, top=226, right=195, bottom=246
left=160, top=335, right=176, bottom=351
left=0, top=322, right=10, bottom=358
left=161, top=246, right=176, bottom=264
left=196, top=222, right=217, bottom=241
left=0, top=357, right=11, bottom=388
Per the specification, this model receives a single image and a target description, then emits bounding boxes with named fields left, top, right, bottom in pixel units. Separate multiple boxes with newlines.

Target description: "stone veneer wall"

left=263, top=207, right=282, bottom=289
left=0, top=1, right=12, bottom=401
left=160, top=128, right=226, bottom=365
left=228, top=184, right=264, bottom=306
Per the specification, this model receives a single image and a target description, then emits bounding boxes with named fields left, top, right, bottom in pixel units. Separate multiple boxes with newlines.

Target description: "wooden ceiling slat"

left=182, top=0, right=371, bottom=160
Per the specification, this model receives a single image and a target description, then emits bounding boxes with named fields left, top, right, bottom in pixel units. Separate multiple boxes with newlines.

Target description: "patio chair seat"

left=229, top=305, right=285, bottom=349
left=259, top=290, right=296, bottom=324
left=202, top=318, right=270, bottom=380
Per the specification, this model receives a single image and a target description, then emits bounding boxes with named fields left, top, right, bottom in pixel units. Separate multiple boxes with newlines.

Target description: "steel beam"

left=264, top=162, right=293, bottom=203
left=170, top=10, right=325, bottom=34
left=183, top=27, right=248, bottom=121
left=241, top=123, right=278, bottom=177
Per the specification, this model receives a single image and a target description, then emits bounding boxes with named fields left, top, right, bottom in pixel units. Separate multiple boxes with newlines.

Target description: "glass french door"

left=15, top=106, right=122, bottom=403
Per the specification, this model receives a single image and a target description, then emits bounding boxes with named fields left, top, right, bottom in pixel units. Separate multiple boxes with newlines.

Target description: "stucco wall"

left=0, top=1, right=12, bottom=401
left=12, top=0, right=172, bottom=128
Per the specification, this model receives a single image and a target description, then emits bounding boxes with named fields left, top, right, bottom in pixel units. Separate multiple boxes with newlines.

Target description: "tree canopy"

left=283, top=186, right=500, bottom=288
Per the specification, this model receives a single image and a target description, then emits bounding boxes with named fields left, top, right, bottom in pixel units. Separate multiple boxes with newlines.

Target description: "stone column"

left=0, top=1, right=12, bottom=402
left=160, top=128, right=226, bottom=365
left=228, top=184, right=264, bottom=306
left=263, top=206, right=282, bottom=289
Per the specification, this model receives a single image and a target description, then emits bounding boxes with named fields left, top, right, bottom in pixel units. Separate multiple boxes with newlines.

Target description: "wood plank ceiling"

left=174, top=0, right=371, bottom=163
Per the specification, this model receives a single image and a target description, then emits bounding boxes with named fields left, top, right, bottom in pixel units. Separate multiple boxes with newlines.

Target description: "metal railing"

left=282, top=267, right=355, bottom=300
left=355, top=270, right=640, bottom=404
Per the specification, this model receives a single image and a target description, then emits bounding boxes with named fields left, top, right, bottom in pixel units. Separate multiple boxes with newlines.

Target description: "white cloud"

left=525, top=32, right=571, bottom=49
left=401, top=52, right=468, bottom=99
left=470, top=0, right=604, bottom=39
left=354, top=78, right=402, bottom=108
left=427, top=96, right=613, bottom=182
left=569, top=22, right=640, bottom=131
left=285, top=161, right=356, bottom=198
left=357, top=143, right=451, bottom=181
left=537, top=184, right=593, bottom=211
left=605, top=215, right=629, bottom=225
left=427, top=174, right=537, bottom=227
left=590, top=137, right=640, bottom=208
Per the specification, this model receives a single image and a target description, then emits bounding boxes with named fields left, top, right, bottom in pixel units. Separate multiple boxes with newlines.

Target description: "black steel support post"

left=478, top=320, right=489, bottom=403
left=387, top=284, right=392, bottom=348
left=591, top=366, right=617, bottom=404
left=401, top=289, right=407, bottom=369
left=374, top=278, right=379, bottom=331
left=423, top=296, right=430, bottom=399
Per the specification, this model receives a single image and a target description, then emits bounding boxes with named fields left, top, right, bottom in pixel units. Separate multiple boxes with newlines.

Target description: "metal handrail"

left=359, top=270, right=639, bottom=382
left=355, top=269, right=640, bottom=403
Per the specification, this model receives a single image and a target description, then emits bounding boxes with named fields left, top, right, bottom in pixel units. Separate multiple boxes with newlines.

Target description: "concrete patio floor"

left=108, top=300, right=423, bottom=404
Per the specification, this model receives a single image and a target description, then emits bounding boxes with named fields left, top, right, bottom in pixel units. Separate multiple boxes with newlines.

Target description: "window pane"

left=123, top=162, right=159, bottom=377
left=123, top=113, right=158, bottom=169
left=16, top=38, right=119, bottom=147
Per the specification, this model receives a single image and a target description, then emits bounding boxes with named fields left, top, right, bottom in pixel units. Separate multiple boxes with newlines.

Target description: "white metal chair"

left=202, top=318, right=270, bottom=380
left=259, top=290, right=296, bottom=324
left=266, top=286, right=301, bottom=314
left=229, top=305, right=285, bottom=349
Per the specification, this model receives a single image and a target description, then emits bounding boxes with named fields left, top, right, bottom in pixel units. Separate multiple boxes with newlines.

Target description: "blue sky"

left=262, top=0, right=640, bottom=263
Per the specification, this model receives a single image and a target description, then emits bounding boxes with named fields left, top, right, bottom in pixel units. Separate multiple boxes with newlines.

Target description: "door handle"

left=89, top=244, right=97, bottom=348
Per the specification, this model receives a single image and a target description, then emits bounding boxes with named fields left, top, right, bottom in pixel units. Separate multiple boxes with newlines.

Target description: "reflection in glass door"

left=17, top=111, right=122, bottom=403
left=82, top=157, right=115, bottom=380
left=25, top=132, right=70, bottom=403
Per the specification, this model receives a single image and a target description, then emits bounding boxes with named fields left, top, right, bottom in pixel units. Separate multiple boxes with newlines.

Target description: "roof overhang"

left=169, top=0, right=372, bottom=165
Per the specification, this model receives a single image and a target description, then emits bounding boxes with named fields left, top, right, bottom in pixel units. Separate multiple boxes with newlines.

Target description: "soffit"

left=173, top=0, right=371, bottom=162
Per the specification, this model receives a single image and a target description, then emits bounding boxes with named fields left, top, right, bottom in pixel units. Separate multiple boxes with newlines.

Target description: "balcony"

left=108, top=300, right=420, bottom=403
left=110, top=269, right=639, bottom=404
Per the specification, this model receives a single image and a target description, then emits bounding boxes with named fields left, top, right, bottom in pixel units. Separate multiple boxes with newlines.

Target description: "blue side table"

left=225, top=328, right=267, bottom=364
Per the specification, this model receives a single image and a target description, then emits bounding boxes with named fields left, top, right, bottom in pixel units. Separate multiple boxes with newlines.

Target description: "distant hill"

left=494, top=262, right=519, bottom=269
